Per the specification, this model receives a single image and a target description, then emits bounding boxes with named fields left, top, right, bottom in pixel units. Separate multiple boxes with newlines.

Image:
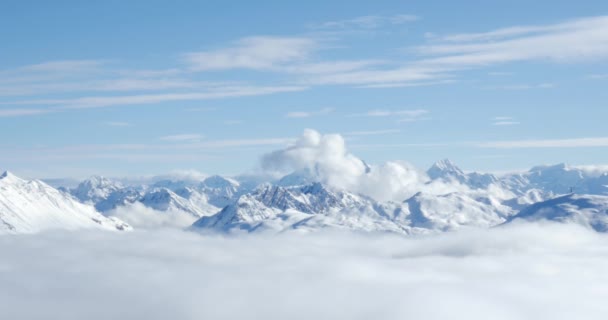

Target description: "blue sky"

left=1, top=0, right=608, bottom=178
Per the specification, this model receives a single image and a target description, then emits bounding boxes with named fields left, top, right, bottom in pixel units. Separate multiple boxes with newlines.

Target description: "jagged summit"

left=0, top=170, right=21, bottom=181
left=427, top=159, right=465, bottom=180
left=0, top=171, right=32, bottom=187
left=72, top=175, right=124, bottom=204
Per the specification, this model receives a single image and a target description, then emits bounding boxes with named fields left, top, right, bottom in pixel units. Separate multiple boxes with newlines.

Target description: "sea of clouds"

left=1, top=222, right=607, bottom=319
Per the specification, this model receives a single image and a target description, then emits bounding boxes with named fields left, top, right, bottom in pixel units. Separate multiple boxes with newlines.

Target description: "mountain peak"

left=203, top=175, right=240, bottom=188
left=0, top=171, right=24, bottom=183
left=432, top=159, right=460, bottom=170
left=427, top=159, right=465, bottom=180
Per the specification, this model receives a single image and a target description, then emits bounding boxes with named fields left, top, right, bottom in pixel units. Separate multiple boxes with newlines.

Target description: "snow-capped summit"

left=501, top=163, right=608, bottom=196
left=427, top=159, right=498, bottom=189
left=192, top=182, right=414, bottom=234
left=403, top=191, right=512, bottom=231
left=0, top=171, right=22, bottom=182
left=0, top=172, right=131, bottom=234
left=202, top=175, right=240, bottom=189
left=505, top=194, right=608, bottom=232
left=427, top=159, right=465, bottom=180
left=199, top=175, right=243, bottom=208
left=72, top=175, right=124, bottom=204
left=139, top=188, right=210, bottom=218
left=276, top=169, right=317, bottom=187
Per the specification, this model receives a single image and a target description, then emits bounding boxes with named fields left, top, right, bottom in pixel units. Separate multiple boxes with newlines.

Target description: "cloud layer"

left=1, top=223, right=607, bottom=319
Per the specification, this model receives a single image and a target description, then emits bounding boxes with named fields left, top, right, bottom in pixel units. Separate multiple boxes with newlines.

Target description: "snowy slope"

left=54, top=160, right=608, bottom=233
left=427, top=159, right=498, bottom=189
left=505, top=194, right=608, bottom=231
left=0, top=172, right=131, bottom=234
left=194, top=183, right=421, bottom=234
left=139, top=188, right=217, bottom=218
left=501, top=163, right=608, bottom=196
left=404, top=192, right=513, bottom=231
left=72, top=175, right=124, bottom=204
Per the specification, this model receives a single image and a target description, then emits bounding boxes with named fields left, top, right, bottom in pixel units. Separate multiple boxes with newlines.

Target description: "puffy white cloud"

left=107, top=202, right=198, bottom=229
left=261, top=129, right=428, bottom=201
left=1, top=223, right=607, bottom=320
left=261, top=129, right=367, bottom=189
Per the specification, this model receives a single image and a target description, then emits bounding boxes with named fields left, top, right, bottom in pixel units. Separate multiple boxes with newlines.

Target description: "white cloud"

left=491, top=116, right=520, bottom=126
left=588, top=73, right=608, bottom=79
left=260, top=129, right=426, bottom=201
left=1, top=224, right=607, bottom=320
left=493, top=121, right=520, bottom=126
left=261, top=129, right=367, bottom=189
left=3, top=85, right=307, bottom=112
left=18, top=60, right=104, bottom=73
left=107, top=202, right=198, bottom=229
left=103, top=121, right=131, bottom=127
left=160, top=134, right=204, bottom=142
left=311, top=14, right=419, bottom=30
left=483, top=83, right=555, bottom=90
left=352, top=109, right=429, bottom=117
left=417, top=16, right=608, bottom=68
left=343, top=129, right=401, bottom=136
left=0, top=108, right=52, bottom=117
left=183, top=36, right=317, bottom=71
left=285, top=108, right=334, bottom=118
left=478, top=137, right=608, bottom=148
left=348, top=109, right=430, bottom=123
left=488, top=71, right=514, bottom=76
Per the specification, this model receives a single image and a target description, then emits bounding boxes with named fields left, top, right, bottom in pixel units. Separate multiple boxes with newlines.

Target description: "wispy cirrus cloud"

left=310, top=14, right=419, bottom=30
left=587, top=73, right=608, bottom=79
left=285, top=108, right=334, bottom=118
left=478, top=137, right=608, bottom=148
left=2, top=85, right=307, bottom=112
left=0, top=108, right=52, bottom=117
left=182, top=36, right=318, bottom=71
left=492, top=116, right=520, bottom=126
left=343, top=129, right=401, bottom=136
left=159, top=134, right=204, bottom=142
left=102, top=121, right=131, bottom=127
left=483, top=83, right=555, bottom=91
left=417, top=16, right=608, bottom=67
left=16, top=59, right=104, bottom=73
left=350, top=109, right=429, bottom=118
left=5, top=15, right=608, bottom=122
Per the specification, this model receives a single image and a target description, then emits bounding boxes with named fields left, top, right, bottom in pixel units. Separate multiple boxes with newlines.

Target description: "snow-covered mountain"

left=72, top=175, right=125, bottom=204
left=403, top=191, right=512, bottom=231
left=33, top=159, right=607, bottom=234
left=509, top=163, right=608, bottom=195
left=192, top=183, right=415, bottom=234
left=0, top=171, right=131, bottom=234
left=198, top=175, right=244, bottom=208
left=193, top=160, right=608, bottom=234
left=427, top=159, right=498, bottom=189
left=139, top=188, right=217, bottom=218
left=504, top=194, right=608, bottom=231
left=68, top=174, right=234, bottom=222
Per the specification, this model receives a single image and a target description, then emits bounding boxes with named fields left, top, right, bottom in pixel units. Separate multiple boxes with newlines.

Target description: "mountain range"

left=2, top=160, right=608, bottom=234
